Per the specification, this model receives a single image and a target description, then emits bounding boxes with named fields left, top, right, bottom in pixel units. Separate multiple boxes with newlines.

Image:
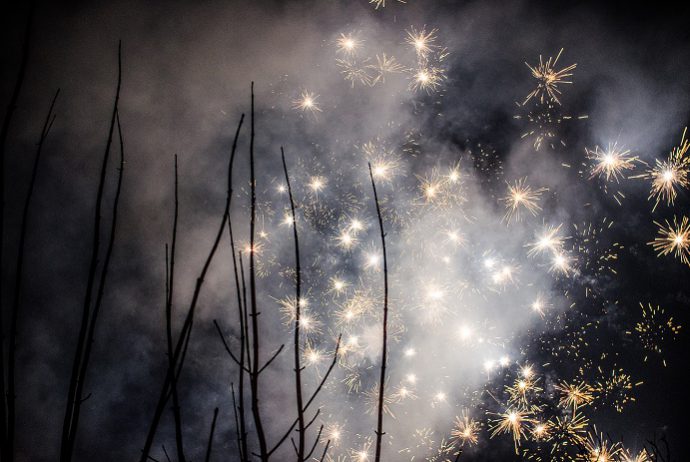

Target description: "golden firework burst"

left=649, top=215, right=690, bottom=266
left=524, top=48, right=577, bottom=105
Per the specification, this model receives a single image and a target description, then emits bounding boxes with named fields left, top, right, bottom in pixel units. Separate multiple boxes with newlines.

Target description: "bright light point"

left=366, top=253, right=380, bottom=268
left=333, top=279, right=346, bottom=292
left=521, top=365, right=534, bottom=379
left=372, top=164, right=388, bottom=178
left=277, top=184, right=286, bottom=193
left=435, top=392, right=446, bottom=401
left=499, top=356, right=510, bottom=367
left=663, top=169, right=675, bottom=182
left=427, top=286, right=444, bottom=301
left=404, top=348, right=416, bottom=357
left=508, top=412, right=518, bottom=423
left=350, top=219, right=363, bottom=231
left=338, top=232, right=354, bottom=248
left=406, top=373, right=417, bottom=384
left=458, top=325, right=472, bottom=341
left=484, top=258, right=495, bottom=269
left=282, top=213, right=294, bottom=225
left=483, top=360, right=495, bottom=372
left=309, top=177, right=325, bottom=192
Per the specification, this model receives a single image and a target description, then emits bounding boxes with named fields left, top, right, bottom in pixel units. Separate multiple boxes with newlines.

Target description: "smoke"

left=2, top=0, right=689, bottom=461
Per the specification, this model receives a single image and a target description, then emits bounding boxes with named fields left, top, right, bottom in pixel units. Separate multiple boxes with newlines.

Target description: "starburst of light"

left=644, top=127, right=690, bottom=210
left=524, top=48, right=577, bottom=105
left=649, top=215, right=690, bottom=266
left=292, top=90, right=322, bottom=115
left=501, top=177, right=546, bottom=223
left=587, top=143, right=638, bottom=183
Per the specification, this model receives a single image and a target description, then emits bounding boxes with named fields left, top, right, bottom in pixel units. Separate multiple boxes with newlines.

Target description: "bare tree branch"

left=281, top=146, right=306, bottom=461
left=7, top=88, right=58, bottom=461
left=139, top=112, right=244, bottom=462
left=204, top=407, right=219, bottom=462
left=369, top=162, right=389, bottom=462
left=0, top=6, right=34, bottom=455
left=60, top=41, right=122, bottom=462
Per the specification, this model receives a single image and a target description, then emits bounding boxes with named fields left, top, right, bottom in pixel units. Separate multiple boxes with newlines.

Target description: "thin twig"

left=69, top=106, right=126, bottom=454
left=7, top=88, right=58, bottom=460
left=60, top=41, right=122, bottom=462
left=267, top=335, right=341, bottom=458
left=0, top=7, right=34, bottom=455
left=369, top=163, right=389, bottom=462
left=247, top=82, right=269, bottom=461
left=204, top=408, right=220, bottom=462
left=281, top=147, right=306, bottom=461
left=166, top=155, right=186, bottom=462
left=228, top=208, right=248, bottom=461
left=139, top=113, right=244, bottom=462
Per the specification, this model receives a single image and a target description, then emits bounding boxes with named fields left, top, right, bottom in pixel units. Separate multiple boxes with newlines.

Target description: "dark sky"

left=2, top=1, right=690, bottom=461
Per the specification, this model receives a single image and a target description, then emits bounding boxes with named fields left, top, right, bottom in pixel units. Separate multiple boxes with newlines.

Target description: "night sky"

left=1, top=1, right=690, bottom=461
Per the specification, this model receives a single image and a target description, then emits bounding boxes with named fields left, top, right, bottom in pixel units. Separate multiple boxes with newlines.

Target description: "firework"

left=501, top=177, right=547, bottom=223
left=409, top=66, right=445, bottom=93
left=631, top=302, right=682, bottom=366
left=369, top=53, right=405, bottom=85
left=489, top=409, right=534, bottom=451
left=369, top=0, right=405, bottom=9
left=555, top=380, right=595, bottom=413
left=336, top=58, right=373, bottom=87
left=292, top=90, right=322, bottom=115
left=450, top=410, right=480, bottom=446
left=336, top=33, right=362, bottom=55
left=506, top=375, right=543, bottom=408
left=527, top=224, right=566, bottom=257
left=405, top=26, right=437, bottom=57
left=548, top=411, right=589, bottom=454
left=649, top=215, right=690, bottom=266
left=621, top=449, right=651, bottom=462
left=524, top=48, right=576, bottom=105
left=594, top=369, right=640, bottom=413
left=644, top=127, right=690, bottom=210
left=580, top=430, right=622, bottom=462
left=586, top=143, right=638, bottom=183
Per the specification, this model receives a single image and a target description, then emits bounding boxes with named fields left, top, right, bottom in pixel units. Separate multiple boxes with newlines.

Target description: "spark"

left=410, top=66, right=444, bottom=93
left=331, top=278, right=348, bottom=294
left=527, top=223, right=565, bottom=257
left=369, top=53, right=405, bottom=85
left=587, top=143, right=638, bottom=182
left=451, top=410, right=480, bottom=446
left=555, top=380, right=595, bottom=413
left=405, top=26, right=437, bottom=57
left=583, top=430, right=623, bottom=462
left=336, top=33, right=361, bottom=55
left=644, top=127, right=690, bottom=210
left=501, top=177, right=546, bottom=223
left=649, top=215, right=690, bottom=266
left=524, top=48, right=577, bottom=105
left=369, top=0, right=405, bottom=9
left=550, top=252, right=574, bottom=276
left=530, top=294, right=551, bottom=317
left=632, top=302, right=682, bottom=365
left=308, top=176, right=326, bottom=193
left=489, top=409, right=534, bottom=451
left=292, top=90, right=322, bottom=115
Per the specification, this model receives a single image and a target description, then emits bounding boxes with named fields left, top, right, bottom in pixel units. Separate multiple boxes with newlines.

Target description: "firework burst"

left=649, top=215, right=690, bottom=266
left=524, top=48, right=577, bottom=105
left=501, top=177, right=547, bottom=223
left=586, top=143, right=638, bottom=183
